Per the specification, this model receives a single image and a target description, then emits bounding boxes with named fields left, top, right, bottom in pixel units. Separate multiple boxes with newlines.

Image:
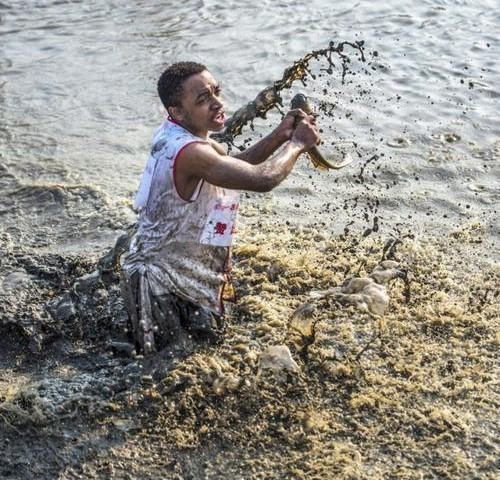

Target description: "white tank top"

left=122, top=119, right=239, bottom=313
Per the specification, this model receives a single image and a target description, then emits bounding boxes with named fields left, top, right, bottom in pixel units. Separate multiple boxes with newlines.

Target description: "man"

left=121, top=61, right=320, bottom=354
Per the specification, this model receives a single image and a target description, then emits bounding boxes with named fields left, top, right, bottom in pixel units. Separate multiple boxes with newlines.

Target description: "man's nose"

left=212, top=95, right=223, bottom=109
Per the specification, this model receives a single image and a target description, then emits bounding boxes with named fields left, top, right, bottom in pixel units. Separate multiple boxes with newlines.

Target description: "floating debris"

left=258, top=345, right=300, bottom=378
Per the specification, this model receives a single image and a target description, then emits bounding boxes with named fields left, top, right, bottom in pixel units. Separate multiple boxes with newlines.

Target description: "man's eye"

left=214, top=87, right=221, bottom=96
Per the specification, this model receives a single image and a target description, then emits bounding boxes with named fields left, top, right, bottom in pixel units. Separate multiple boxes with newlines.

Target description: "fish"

left=290, top=93, right=354, bottom=170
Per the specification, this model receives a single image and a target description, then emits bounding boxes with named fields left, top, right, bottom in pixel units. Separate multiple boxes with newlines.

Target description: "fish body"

left=290, top=93, right=353, bottom=170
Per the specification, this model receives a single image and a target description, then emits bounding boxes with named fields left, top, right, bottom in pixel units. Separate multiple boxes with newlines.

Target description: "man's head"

left=157, top=61, right=206, bottom=110
left=157, top=61, right=225, bottom=138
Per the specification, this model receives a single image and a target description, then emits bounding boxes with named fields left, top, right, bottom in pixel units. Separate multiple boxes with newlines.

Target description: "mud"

left=1, top=220, right=498, bottom=479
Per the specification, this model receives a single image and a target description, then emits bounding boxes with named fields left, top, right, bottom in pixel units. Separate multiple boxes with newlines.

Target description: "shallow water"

left=0, top=0, right=499, bottom=248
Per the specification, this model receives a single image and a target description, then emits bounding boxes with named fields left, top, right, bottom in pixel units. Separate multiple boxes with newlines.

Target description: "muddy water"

left=0, top=1, right=499, bottom=479
left=0, top=0, right=499, bottom=244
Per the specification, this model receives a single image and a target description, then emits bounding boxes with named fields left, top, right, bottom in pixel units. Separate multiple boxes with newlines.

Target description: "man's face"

left=170, top=70, right=225, bottom=138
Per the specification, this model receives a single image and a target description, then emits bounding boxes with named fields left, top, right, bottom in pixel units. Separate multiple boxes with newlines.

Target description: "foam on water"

left=0, top=216, right=498, bottom=477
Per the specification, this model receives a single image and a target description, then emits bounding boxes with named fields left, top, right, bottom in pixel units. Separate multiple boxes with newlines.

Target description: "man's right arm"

left=175, top=118, right=320, bottom=194
left=180, top=140, right=305, bottom=193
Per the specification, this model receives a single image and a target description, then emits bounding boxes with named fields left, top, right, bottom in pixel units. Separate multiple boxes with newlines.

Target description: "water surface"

left=0, top=0, right=498, bottom=247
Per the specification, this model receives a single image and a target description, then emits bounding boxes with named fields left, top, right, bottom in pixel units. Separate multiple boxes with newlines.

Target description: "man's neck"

left=169, top=117, right=208, bottom=139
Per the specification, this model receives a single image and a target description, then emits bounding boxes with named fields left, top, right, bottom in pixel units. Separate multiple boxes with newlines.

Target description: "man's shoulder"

left=179, top=141, right=225, bottom=166
left=151, top=122, right=205, bottom=156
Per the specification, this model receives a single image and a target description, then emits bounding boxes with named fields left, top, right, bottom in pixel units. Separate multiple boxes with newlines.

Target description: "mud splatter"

left=214, top=40, right=366, bottom=145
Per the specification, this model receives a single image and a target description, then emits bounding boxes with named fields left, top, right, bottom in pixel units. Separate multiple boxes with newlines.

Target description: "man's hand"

left=291, top=117, right=321, bottom=153
left=273, top=108, right=309, bottom=143
left=234, top=108, right=310, bottom=165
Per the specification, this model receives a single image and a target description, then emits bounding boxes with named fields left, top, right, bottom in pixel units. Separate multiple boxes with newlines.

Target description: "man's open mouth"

left=213, top=111, right=226, bottom=125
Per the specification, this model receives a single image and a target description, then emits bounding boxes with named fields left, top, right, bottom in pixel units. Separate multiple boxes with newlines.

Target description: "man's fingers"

left=288, top=108, right=318, bottom=121
left=298, top=116, right=317, bottom=128
left=287, top=108, right=307, bottom=119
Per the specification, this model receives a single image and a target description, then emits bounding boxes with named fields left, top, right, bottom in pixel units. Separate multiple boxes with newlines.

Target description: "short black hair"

left=157, top=61, right=207, bottom=110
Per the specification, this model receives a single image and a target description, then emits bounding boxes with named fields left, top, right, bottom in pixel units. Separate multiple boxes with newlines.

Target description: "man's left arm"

left=210, top=109, right=307, bottom=165
left=234, top=131, right=287, bottom=165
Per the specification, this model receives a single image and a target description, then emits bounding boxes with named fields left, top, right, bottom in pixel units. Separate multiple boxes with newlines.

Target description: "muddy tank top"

left=121, top=119, right=239, bottom=314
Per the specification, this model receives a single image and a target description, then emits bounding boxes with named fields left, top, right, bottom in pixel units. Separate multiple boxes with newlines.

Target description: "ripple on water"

left=386, top=137, right=412, bottom=148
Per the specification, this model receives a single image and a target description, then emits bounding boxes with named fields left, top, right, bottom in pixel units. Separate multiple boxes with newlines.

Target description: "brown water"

left=0, top=1, right=499, bottom=478
left=0, top=0, right=499, bottom=246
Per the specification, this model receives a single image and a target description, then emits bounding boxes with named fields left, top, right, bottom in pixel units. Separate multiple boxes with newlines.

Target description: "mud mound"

left=0, top=230, right=127, bottom=352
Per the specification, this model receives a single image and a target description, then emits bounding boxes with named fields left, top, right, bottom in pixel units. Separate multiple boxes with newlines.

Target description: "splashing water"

left=213, top=40, right=366, bottom=144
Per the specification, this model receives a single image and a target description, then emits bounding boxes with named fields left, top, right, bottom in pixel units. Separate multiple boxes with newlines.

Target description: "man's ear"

left=168, top=106, right=183, bottom=122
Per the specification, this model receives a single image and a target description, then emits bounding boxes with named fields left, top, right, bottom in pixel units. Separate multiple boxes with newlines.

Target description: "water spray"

left=212, top=40, right=366, bottom=163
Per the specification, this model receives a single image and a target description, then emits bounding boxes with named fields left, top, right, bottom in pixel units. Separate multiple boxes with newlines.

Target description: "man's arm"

left=175, top=117, right=319, bottom=197
left=208, top=133, right=284, bottom=166
left=179, top=141, right=303, bottom=194
left=232, top=109, right=307, bottom=165
left=233, top=130, right=288, bottom=165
